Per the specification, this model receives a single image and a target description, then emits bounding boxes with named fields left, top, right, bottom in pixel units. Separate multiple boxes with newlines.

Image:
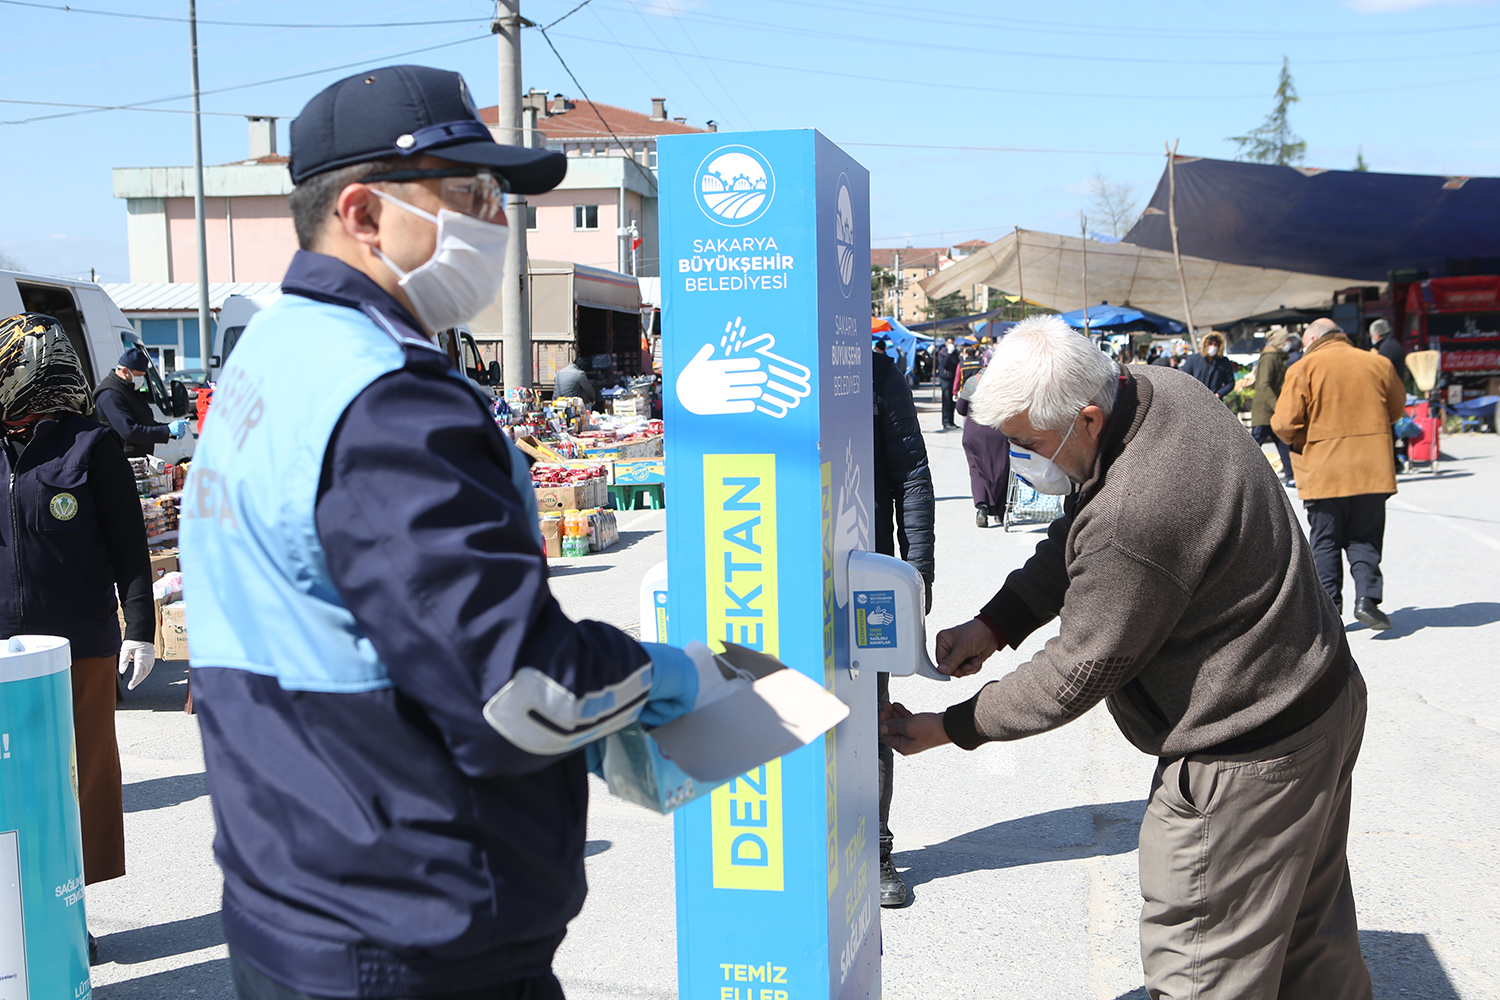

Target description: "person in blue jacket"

left=1179, top=331, right=1237, bottom=399
left=92, top=346, right=188, bottom=457
left=181, top=66, right=698, bottom=1000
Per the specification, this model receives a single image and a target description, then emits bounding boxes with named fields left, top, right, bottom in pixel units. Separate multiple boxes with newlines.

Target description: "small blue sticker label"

left=854, top=590, right=897, bottom=649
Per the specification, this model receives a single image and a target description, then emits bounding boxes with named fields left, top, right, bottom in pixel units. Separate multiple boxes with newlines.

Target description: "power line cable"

left=0, top=33, right=487, bottom=125
left=662, top=5, right=756, bottom=130
left=0, top=0, right=490, bottom=28
left=621, top=0, right=721, bottom=126
left=544, top=0, right=595, bottom=30
left=0, top=98, right=272, bottom=126
left=534, top=26, right=658, bottom=191
left=842, top=141, right=1158, bottom=157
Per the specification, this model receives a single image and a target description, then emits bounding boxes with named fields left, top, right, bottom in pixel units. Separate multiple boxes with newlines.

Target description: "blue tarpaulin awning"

left=1057, top=302, right=1184, bottom=336
left=1123, top=156, right=1500, bottom=281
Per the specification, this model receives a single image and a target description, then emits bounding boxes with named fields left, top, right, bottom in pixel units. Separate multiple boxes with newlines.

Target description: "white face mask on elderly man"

left=1009, top=418, right=1079, bottom=496
left=370, top=189, right=510, bottom=334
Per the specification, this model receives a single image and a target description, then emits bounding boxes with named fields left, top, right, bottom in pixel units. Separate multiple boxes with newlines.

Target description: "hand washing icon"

left=864, top=608, right=894, bottom=627
left=677, top=316, right=812, bottom=419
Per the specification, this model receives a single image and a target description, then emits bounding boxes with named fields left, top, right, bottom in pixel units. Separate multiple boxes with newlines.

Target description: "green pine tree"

left=1354, top=147, right=1370, bottom=172
left=1228, top=57, right=1307, bottom=166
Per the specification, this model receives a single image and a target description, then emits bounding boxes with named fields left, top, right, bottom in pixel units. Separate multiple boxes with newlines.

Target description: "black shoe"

left=1354, top=598, right=1392, bottom=632
left=880, top=858, right=908, bottom=908
left=88, top=931, right=98, bottom=965
left=976, top=506, right=989, bottom=529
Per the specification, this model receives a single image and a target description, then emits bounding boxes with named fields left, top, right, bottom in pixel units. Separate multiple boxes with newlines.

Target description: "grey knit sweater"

left=944, top=365, right=1352, bottom=758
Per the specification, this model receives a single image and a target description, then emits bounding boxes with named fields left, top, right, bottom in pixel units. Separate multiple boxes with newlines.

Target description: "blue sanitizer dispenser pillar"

left=660, top=130, right=880, bottom=1000
left=0, top=635, right=91, bottom=999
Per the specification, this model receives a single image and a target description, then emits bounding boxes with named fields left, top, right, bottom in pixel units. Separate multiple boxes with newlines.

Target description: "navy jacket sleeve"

left=95, top=389, right=170, bottom=447
left=90, top=431, right=155, bottom=643
left=315, top=365, right=651, bottom=778
left=874, top=356, right=935, bottom=581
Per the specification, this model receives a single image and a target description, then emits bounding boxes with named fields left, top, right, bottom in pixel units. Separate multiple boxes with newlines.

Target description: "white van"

left=218, top=292, right=502, bottom=394
left=0, top=270, right=195, bottom=461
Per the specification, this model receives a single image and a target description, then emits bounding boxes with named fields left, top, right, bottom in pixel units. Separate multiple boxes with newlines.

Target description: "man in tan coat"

left=1273, top=318, right=1406, bottom=631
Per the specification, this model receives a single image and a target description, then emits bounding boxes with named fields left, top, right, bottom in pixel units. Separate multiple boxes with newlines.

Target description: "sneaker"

left=975, top=506, right=989, bottom=529
left=1354, top=598, right=1393, bottom=632
left=879, top=859, right=909, bottom=908
left=89, top=932, right=98, bottom=965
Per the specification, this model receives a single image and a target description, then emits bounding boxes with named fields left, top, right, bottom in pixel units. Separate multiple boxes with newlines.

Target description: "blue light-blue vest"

left=181, top=295, right=538, bottom=692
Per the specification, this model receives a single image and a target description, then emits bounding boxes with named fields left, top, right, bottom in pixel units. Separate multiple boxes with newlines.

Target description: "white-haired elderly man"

left=882, top=315, right=1372, bottom=1000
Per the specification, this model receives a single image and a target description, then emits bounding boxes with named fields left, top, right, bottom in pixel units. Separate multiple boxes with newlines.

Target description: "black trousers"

left=232, top=954, right=566, bottom=1000
left=940, top=391, right=956, bottom=428
left=877, top=672, right=894, bottom=862
left=1304, top=494, right=1387, bottom=610
left=1251, top=424, right=1293, bottom=482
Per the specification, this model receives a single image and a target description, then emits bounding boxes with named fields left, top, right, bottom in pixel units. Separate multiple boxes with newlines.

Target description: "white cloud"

left=1346, top=0, right=1486, bottom=12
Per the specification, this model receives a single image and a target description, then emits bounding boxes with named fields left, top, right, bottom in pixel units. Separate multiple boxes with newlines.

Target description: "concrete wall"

left=161, top=195, right=296, bottom=283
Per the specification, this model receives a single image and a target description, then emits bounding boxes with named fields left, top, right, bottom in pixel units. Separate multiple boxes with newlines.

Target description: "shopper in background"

left=1250, top=328, right=1295, bottom=487
left=870, top=346, right=935, bottom=908
left=883, top=315, right=1372, bottom=1000
left=1180, top=332, right=1236, bottom=399
left=958, top=364, right=1010, bottom=528
left=1285, top=333, right=1305, bottom=366
left=0, top=313, right=155, bottom=965
left=1369, top=318, right=1408, bottom=385
left=936, top=336, right=960, bottom=429
left=1272, top=317, right=1406, bottom=632
left=182, top=66, right=699, bottom=1000
left=92, top=346, right=188, bottom=457
left=553, top=358, right=597, bottom=408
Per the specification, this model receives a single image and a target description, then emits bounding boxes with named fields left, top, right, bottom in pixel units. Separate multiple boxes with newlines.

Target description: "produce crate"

left=613, top=458, right=666, bottom=485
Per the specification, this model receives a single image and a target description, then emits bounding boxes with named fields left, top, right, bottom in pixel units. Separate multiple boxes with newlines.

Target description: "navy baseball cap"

left=288, top=65, right=567, bottom=194
left=117, top=346, right=151, bottom=371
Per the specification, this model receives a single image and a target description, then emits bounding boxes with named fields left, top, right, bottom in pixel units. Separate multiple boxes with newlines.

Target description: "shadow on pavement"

left=1104, top=929, right=1459, bottom=999
left=98, top=911, right=224, bottom=965
left=585, top=839, right=612, bottom=857
left=124, top=771, right=208, bottom=813
left=548, top=564, right=612, bottom=577
left=1363, top=930, right=1461, bottom=998
left=894, top=799, right=1146, bottom=890
left=116, top=657, right=193, bottom=714
left=94, top=956, right=232, bottom=999
left=1343, top=601, right=1500, bottom=640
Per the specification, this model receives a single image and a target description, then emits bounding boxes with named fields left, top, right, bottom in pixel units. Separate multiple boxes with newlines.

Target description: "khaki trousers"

left=72, top=654, right=126, bottom=884
left=1139, top=671, right=1371, bottom=1000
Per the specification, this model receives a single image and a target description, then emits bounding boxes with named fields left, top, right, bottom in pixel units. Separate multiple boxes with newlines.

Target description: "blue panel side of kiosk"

left=660, top=128, right=877, bottom=1000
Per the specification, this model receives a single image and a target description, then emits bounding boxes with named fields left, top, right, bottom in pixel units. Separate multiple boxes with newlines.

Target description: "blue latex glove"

left=637, top=642, right=700, bottom=728
left=168, top=419, right=189, bottom=439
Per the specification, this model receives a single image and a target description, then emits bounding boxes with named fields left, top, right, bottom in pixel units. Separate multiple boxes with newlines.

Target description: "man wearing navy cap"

left=93, top=346, right=188, bottom=457
left=182, top=66, right=699, bottom=999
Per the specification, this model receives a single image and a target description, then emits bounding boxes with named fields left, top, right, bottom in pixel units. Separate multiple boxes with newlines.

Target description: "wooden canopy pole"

left=1080, top=211, right=1090, bottom=338
left=1014, top=226, right=1025, bottom=320
left=1165, top=139, right=1200, bottom=352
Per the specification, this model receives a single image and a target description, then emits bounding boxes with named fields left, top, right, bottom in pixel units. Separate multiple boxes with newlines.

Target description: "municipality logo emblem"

left=50, top=492, right=78, bottom=521
left=834, top=173, right=855, bottom=297
left=694, top=145, right=775, bottom=226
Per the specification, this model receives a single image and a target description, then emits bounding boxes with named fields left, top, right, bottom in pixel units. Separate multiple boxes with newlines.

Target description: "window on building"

left=574, top=205, right=599, bottom=230
left=526, top=205, right=538, bottom=231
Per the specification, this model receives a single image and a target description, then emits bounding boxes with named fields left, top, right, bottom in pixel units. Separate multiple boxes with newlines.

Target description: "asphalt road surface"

left=86, top=401, right=1500, bottom=999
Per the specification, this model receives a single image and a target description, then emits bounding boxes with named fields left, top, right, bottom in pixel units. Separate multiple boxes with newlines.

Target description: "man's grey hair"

left=1369, top=318, right=1392, bottom=341
left=971, top=315, right=1119, bottom=432
left=1302, top=317, right=1343, bottom=348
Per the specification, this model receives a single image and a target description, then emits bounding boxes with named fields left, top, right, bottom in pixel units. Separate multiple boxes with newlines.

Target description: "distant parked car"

left=167, top=368, right=209, bottom=390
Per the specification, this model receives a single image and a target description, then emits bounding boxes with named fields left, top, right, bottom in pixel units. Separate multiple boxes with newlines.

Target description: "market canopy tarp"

left=919, top=229, right=1352, bottom=328
left=1058, top=302, right=1184, bottom=336
left=872, top=316, right=931, bottom=376
left=1122, top=156, right=1500, bottom=282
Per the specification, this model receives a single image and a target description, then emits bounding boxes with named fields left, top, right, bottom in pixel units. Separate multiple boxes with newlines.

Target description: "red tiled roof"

left=954, top=238, right=990, bottom=248
left=479, top=99, right=705, bottom=140
left=220, top=154, right=289, bottom=166
left=872, top=247, right=945, bottom=269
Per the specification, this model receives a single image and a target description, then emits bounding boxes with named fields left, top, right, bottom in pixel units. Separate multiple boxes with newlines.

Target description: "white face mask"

left=1009, top=418, right=1079, bottom=496
left=1205, top=345, right=1219, bottom=357
left=370, top=190, right=510, bottom=333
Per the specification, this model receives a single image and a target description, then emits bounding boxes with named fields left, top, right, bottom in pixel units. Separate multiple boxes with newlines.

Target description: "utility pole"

left=1165, top=139, right=1200, bottom=353
left=190, top=0, right=213, bottom=378
left=493, top=1, right=531, bottom=388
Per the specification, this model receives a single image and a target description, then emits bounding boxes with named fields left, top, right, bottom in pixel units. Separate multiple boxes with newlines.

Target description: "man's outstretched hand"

left=934, top=617, right=1000, bottom=677
left=879, top=701, right=952, bottom=756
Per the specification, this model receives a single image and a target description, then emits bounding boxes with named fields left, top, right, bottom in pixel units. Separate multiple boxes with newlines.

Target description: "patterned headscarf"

left=0, top=313, right=95, bottom=421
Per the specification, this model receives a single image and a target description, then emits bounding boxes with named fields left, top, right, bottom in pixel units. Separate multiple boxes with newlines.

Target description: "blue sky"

left=3, top=0, right=1498, bottom=281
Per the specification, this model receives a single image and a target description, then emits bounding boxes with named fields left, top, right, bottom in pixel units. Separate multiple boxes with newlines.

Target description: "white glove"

left=118, top=640, right=156, bottom=691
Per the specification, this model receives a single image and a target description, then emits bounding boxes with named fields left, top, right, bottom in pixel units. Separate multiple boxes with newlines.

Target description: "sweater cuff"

left=943, top=694, right=988, bottom=751
left=978, top=587, right=1035, bottom=648
left=975, top=613, right=1007, bottom=650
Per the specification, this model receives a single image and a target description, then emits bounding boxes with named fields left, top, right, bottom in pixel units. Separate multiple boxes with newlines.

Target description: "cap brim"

left=431, top=141, right=568, bottom=195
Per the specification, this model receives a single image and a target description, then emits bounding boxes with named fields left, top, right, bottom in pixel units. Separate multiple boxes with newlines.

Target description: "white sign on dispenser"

left=845, top=551, right=949, bottom=680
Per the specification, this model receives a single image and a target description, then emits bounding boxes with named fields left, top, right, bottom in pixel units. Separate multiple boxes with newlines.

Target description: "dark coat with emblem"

left=0, top=413, right=155, bottom=657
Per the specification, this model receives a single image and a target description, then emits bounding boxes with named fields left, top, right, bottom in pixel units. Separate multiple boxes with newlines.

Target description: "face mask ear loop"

left=368, top=188, right=440, bottom=281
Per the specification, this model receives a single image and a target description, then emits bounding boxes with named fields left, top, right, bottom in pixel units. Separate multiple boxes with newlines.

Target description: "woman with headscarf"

left=1251, top=328, right=1295, bottom=487
left=957, top=365, right=1010, bottom=527
left=0, top=313, right=155, bottom=963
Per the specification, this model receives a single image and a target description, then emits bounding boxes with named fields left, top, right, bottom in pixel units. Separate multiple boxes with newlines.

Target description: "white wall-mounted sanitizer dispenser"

left=846, top=551, right=949, bottom=680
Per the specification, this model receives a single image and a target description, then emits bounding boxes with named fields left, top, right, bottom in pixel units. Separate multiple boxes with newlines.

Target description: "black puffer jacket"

left=872, top=351, right=935, bottom=582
